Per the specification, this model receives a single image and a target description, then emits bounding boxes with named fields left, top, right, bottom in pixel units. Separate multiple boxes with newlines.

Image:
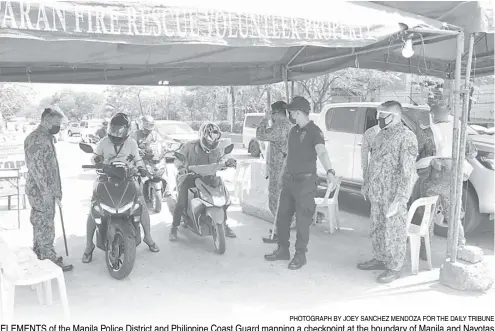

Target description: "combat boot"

left=377, top=270, right=400, bottom=283
left=288, top=251, right=307, bottom=270
left=264, top=246, right=290, bottom=261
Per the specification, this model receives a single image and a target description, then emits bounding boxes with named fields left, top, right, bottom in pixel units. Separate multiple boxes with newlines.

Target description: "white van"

left=243, top=112, right=319, bottom=157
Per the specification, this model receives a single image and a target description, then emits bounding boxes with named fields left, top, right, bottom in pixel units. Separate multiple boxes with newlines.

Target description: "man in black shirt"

left=264, top=96, right=336, bottom=270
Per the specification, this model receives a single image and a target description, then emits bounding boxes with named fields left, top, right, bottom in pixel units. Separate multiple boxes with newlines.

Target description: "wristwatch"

left=326, top=169, right=336, bottom=176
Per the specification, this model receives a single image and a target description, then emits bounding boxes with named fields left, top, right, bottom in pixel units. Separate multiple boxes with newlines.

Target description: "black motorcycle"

left=79, top=142, right=146, bottom=280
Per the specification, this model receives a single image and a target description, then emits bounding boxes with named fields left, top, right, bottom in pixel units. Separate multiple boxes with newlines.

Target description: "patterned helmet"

left=199, top=122, right=221, bottom=153
left=139, top=115, right=155, bottom=131
left=108, top=113, right=130, bottom=146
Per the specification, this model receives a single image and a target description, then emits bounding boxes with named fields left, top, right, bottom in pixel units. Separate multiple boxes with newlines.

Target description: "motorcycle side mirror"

left=224, top=144, right=234, bottom=155
left=143, top=153, right=154, bottom=161
left=79, top=142, right=94, bottom=154
left=174, top=152, right=186, bottom=163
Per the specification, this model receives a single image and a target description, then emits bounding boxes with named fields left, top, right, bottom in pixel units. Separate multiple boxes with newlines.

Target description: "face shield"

left=108, top=124, right=128, bottom=138
left=142, top=121, right=155, bottom=131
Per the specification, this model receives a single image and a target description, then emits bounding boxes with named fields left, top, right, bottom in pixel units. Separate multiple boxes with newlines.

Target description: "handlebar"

left=82, top=165, right=97, bottom=169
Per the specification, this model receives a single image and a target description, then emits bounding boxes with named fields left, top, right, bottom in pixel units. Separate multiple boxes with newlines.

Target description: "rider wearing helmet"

left=130, top=114, right=173, bottom=196
left=169, top=122, right=237, bottom=241
left=131, top=115, right=168, bottom=152
left=81, top=113, right=159, bottom=263
left=94, top=120, right=108, bottom=139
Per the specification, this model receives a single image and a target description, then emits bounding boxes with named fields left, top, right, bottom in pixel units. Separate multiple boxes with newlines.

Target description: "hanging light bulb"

left=401, top=38, right=414, bottom=58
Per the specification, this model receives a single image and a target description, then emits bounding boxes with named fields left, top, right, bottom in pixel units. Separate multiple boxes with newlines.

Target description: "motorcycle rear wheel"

left=105, top=231, right=136, bottom=280
left=212, top=223, right=226, bottom=255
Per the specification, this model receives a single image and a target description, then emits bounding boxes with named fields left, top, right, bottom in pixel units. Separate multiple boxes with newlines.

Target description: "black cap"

left=287, top=96, right=311, bottom=114
left=271, top=101, right=287, bottom=114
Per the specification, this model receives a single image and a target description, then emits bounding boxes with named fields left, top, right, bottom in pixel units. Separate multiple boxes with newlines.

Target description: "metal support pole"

left=284, top=67, right=290, bottom=103
left=450, top=33, right=475, bottom=263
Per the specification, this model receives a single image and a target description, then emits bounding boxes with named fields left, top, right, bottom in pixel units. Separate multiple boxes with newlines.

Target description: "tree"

left=41, top=89, right=105, bottom=121
left=0, top=83, right=35, bottom=118
left=299, top=69, right=404, bottom=113
left=104, top=86, right=156, bottom=118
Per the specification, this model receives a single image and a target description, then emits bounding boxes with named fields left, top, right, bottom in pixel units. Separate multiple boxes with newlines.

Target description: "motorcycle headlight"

left=119, top=201, right=140, bottom=214
left=100, top=203, right=117, bottom=214
left=211, top=196, right=226, bottom=206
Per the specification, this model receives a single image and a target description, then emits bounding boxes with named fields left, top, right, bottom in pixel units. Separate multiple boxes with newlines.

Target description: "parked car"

left=315, top=102, right=494, bottom=235
left=154, top=120, right=231, bottom=161
left=67, top=119, right=102, bottom=137
left=243, top=112, right=318, bottom=157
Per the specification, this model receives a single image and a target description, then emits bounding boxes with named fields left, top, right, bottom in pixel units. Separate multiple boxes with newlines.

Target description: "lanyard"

left=112, top=142, right=124, bottom=159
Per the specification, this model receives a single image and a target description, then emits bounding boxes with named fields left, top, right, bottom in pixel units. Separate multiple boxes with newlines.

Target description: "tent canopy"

left=361, top=1, right=495, bottom=78
left=0, top=0, right=468, bottom=86
left=1, top=1, right=492, bottom=86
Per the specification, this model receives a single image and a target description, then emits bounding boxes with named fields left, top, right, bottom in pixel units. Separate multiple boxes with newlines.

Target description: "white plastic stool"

left=313, top=177, right=342, bottom=234
left=0, top=238, right=70, bottom=323
left=406, top=195, right=439, bottom=275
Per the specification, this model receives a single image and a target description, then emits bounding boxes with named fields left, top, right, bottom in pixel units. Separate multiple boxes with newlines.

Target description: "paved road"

left=0, top=139, right=492, bottom=324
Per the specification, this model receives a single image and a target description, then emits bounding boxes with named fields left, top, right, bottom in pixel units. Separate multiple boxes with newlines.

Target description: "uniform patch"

left=300, top=131, right=306, bottom=142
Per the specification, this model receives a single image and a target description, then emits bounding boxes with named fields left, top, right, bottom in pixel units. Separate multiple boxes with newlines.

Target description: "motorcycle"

left=138, top=141, right=175, bottom=213
left=79, top=142, right=146, bottom=280
left=174, top=144, right=235, bottom=254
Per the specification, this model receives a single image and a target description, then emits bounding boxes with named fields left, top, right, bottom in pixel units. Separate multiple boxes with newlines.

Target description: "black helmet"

left=199, top=122, right=221, bottom=153
left=108, top=113, right=130, bottom=146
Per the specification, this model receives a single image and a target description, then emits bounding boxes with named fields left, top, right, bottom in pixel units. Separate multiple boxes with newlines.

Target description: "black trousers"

left=276, top=173, right=318, bottom=253
left=173, top=176, right=196, bottom=227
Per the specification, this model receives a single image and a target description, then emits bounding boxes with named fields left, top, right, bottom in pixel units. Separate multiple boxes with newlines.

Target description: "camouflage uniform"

left=24, top=126, right=62, bottom=262
left=364, top=123, right=418, bottom=272
left=361, top=125, right=380, bottom=180
left=256, top=117, right=293, bottom=216
left=419, top=133, right=477, bottom=253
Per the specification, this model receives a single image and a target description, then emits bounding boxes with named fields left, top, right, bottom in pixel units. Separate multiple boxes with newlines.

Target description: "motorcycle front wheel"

left=151, top=188, right=162, bottom=213
left=105, top=231, right=136, bottom=280
left=212, top=222, right=226, bottom=255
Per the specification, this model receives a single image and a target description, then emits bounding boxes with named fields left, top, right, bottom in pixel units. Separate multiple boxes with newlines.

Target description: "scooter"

left=174, top=144, right=236, bottom=254
left=139, top=141, right=174, bottom=213
left=79, top=142, right=146, bottom=280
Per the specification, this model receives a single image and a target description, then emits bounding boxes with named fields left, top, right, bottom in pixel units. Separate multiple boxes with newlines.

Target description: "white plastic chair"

left=313, top=177, right=342, bottom=234
left=0, top=237, right=70, bottom=323
left=406, top=195, right=439, bottom=275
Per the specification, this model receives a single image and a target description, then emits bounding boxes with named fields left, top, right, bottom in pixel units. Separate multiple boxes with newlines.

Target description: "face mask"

left=378, top=114, right=392, bottom=129
left=143, top=129, right=151, bottom=136
left=49, top=125, right=61, bottom=135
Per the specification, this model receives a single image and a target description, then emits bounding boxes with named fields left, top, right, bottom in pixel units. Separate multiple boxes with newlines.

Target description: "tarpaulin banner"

left=0, top=0, right=429, bottom=47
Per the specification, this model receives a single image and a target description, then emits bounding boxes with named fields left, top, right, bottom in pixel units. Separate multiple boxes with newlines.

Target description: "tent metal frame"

left=280, top=26, right=476, bottom=264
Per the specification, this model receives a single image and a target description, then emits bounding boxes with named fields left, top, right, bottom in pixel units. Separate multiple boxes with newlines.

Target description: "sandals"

left=82, top=245, right=95, bottom=263
left=143, top=239, right=160, bottom=252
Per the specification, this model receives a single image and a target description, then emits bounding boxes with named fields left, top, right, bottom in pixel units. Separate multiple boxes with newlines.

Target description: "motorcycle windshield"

left=96, top=178, right=137, bottom=210
left=188, top=163, right=224, bottom=176
left=196, top=177, right=225, bottom=198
